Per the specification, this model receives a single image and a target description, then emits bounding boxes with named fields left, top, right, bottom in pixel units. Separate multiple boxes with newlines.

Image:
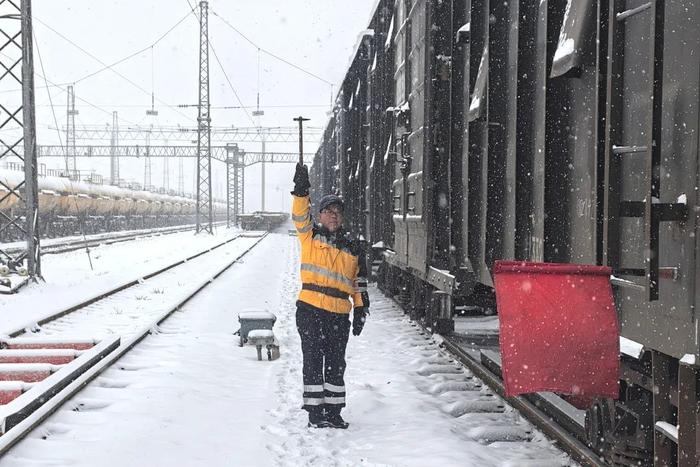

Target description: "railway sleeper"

left=442, top=398, right=507, bottom=416
left=416, top=363, right=464, bottom=377
left=378, top=257, right=669, bottom=466
left=376, top=267, right=691, bottom=466
left=462, top=425, right=534, bottom=444
left=426, top=380, right=482, bottom=395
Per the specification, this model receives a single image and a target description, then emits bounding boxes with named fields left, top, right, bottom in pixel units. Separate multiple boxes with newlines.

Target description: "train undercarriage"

left=377, top=258, right=699, bottom=467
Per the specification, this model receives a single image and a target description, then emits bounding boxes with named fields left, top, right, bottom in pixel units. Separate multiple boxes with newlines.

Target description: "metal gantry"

left=36, top=145, right=309, bottom=165
left=196, top=0, right=212, bottom=234
left=57, top=125, right=323, bottom=143
left=178, top=157, right=184, bottom=195
left=0, top=0, right=40, bottom=282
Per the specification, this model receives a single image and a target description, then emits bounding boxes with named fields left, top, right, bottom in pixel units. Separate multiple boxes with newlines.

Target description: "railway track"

left=440, top=337, right=604, bottom=466
left=0, top=232, right=266, bottom=454
left=364, top=290, right=580, bottom=466
left=1, top=221, right=228, bottom=258
left=374, top=286, right=606, bottom=466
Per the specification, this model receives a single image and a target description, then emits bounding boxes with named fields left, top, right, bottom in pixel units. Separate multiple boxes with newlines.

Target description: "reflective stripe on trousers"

left=296, top=301, right=350, bottom=410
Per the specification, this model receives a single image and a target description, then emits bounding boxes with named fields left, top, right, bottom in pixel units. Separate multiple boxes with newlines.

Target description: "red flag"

left=494, top=261, right=619, bottom=403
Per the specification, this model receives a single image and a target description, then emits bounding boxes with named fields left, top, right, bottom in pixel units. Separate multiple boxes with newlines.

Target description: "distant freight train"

left=311, top=0, right=700, bottom=465
left=0, top=168, right=227, bottom=241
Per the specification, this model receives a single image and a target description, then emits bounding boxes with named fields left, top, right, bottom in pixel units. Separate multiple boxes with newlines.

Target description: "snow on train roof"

left=0, top=168, right=198, bottom=205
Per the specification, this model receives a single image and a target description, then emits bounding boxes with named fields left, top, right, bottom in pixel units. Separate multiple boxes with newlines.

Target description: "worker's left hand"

left=292, top=163, right=310, bottom=196
left=352, top=307, right=367, bottom=336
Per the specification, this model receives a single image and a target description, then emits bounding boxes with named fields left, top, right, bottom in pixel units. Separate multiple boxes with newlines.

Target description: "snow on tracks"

left=0, top=233, right=267, bottom=461
left=261, top=235, right=574, bottom=466
left=5, top=233, right=261, bottom=340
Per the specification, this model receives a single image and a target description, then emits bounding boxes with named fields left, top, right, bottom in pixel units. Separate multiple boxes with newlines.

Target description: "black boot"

left=307, top=406, right=330, bottom=428
left=325, top=406, right=349, bottom=429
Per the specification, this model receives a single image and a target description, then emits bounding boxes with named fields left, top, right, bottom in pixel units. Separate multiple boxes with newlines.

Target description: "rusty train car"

left=0, top=169, right=227, bottom=242
left=310, top=0, right=700, bottom=465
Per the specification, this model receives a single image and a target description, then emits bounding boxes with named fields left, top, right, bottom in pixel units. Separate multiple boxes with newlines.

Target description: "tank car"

left=0, top=168, right=223, bottom=242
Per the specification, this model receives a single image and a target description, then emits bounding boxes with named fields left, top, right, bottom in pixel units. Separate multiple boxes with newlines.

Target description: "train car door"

left=603, top=0, right=699, bottom=359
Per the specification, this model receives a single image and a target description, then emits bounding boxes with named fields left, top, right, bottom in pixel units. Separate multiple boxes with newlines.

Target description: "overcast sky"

left=23, top=0, right=377, bottom=211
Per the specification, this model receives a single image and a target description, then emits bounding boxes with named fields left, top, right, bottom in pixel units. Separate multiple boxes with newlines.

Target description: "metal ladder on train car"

left=604, top=3, right=695, bottom=466
left=603, top=0, right=686, bottom=302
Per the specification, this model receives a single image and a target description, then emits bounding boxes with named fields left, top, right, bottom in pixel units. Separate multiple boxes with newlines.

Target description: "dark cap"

left=318, top=194, right=344, bottom=213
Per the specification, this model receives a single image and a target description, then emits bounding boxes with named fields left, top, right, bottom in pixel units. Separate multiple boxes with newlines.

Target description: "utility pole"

left=163, top=147, right=170, bottom=191
left=253, top=71, right=265, bottom=213
left=226, top=143, right=239, bottom=227
left=196, top=0, right=212, bottom=234
left=261, top=137, right=266, bottom=211
left=144, top=149, right=151, bottom=190
left=66, top=84, right=78, bottom=179
left=0, top=0, right=41, bottom=284
left=144, top=133, right=151, bottom=190
left=239, top=149, right=245, bottom=214
left=178, top=158, right=184, bottom=195
left=22, top=0, right=40, bottom=281
left=109, top=111, right=119, bottom=184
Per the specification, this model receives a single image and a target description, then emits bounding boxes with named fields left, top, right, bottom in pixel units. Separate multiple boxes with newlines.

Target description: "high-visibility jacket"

left=292, top=194, right=368, bottom=314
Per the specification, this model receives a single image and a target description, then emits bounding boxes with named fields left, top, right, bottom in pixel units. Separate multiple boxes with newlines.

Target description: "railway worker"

left=290, top=162, right=369, bottom=429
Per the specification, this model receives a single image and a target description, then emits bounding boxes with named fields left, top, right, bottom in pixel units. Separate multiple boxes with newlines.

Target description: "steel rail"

left=382, top=287, right=606, bottom=466
left=4, top=231, right=248, bottom=338
left=1, top=222, right=227, bottom=256
left=439, top=334, right=606, bottom=467
left=0, top=233, right=267, bottom=454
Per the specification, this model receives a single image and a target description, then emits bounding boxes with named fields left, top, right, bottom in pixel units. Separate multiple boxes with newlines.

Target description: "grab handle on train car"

left=604, top=0, right=688, bottom=301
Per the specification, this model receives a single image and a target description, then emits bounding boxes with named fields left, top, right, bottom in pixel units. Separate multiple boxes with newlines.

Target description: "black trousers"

left=296, top=301, right=350, bottom=412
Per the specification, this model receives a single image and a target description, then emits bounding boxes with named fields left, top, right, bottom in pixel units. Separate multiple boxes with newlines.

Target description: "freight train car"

left=238, top=212, right=289, bottom=231
left=0, top=169, right=227, bottom=242
left=312, top=0, right=700, bottom=465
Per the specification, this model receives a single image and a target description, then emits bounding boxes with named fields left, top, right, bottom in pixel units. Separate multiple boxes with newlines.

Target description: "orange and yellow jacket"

left=292, top=194, right=369, bottom=314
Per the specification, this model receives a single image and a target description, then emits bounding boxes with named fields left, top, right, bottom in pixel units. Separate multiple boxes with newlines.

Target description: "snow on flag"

left=494, top=261, right=619, bottom=404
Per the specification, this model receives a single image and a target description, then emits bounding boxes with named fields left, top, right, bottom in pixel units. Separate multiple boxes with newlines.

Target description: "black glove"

left=291, top=163, right=310, bottom=196
left=352, top=307, right=367, bottom=336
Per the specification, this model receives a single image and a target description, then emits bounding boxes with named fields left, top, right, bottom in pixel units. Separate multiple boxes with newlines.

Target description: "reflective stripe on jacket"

left=292, top=194, right=366, bottom=314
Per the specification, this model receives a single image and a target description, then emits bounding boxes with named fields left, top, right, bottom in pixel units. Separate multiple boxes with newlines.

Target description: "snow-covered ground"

left=0, top=233, right=574, bottom=466
left=0, top=227, right=240, bottom=334
left=9, top=235, right=262, bottom=340
left=0, top=223, right=214, bottom=252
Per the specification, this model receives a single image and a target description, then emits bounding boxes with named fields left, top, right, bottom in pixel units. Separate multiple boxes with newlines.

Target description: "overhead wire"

left=210, top=43, right=257, bottom=128
left=33, top=103, right=330, bottom=109
left=177, top=104, right=330, bottom=110
left=40, top=76, right=140, bottom=126
left=34, top=36, right=94, bottom=271
left=184, top=0, right=257, bottom=129
left=150, top=46, right=156, bottom=113
left=70, top=10, right=192, bottom=85
left=0, top=10, right=191, bottom=96
left=256, top=47, right=261, bottom=116
left=0, top=50, right=139, bottom=126
left=211, top=9, right=333, bottom=86
left=34, top=15, right=193, bottom=122
left=186, top=0, right=333, bottom=130
left=184, top=0, right=259, bottom=210
left=0, top=83, right=64, bottom=94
